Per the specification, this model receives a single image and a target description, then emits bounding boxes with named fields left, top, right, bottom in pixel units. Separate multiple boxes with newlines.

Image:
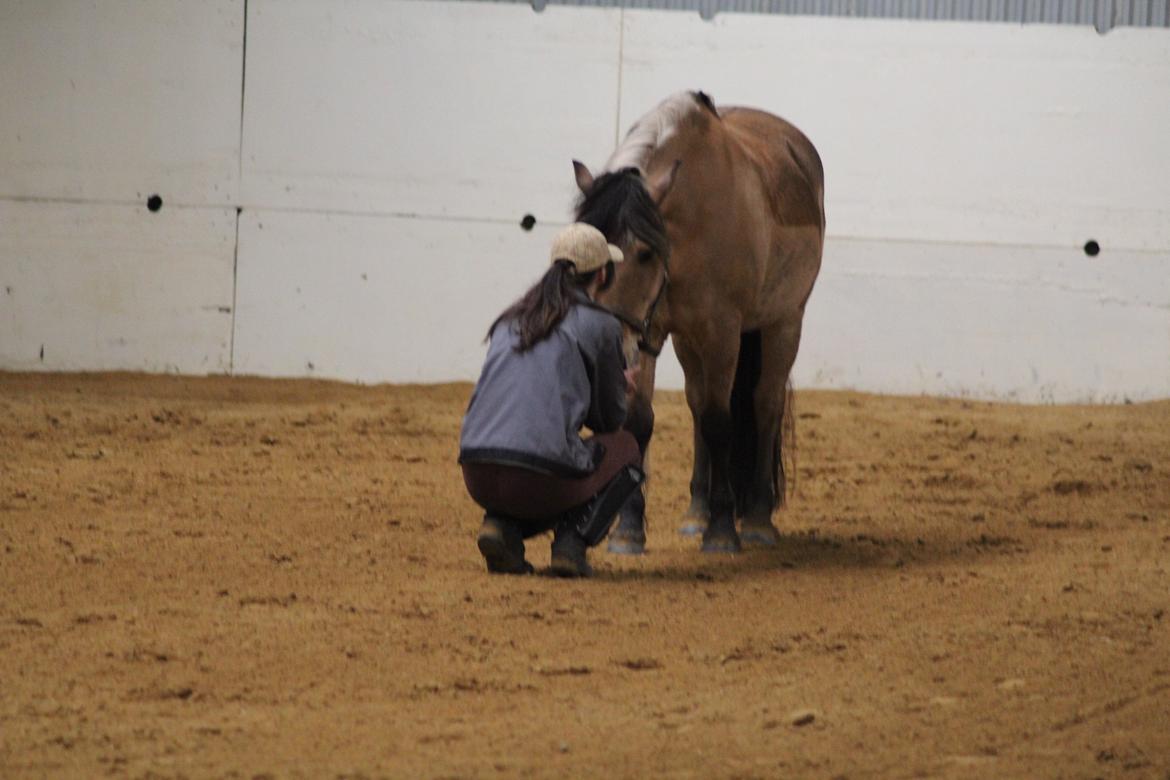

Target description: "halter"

left=604, top=258, right=670, bottom=358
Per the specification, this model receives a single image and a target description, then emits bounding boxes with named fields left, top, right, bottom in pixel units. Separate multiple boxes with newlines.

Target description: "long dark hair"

left=488, top=260, right=603, bottom=351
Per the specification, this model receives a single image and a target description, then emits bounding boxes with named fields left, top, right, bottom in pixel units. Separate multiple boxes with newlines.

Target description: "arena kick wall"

left=2, top=0, right=1168, bottom=402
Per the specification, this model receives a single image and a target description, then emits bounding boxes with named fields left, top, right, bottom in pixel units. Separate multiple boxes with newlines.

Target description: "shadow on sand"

left=587, top=527, right=1021, bottom=583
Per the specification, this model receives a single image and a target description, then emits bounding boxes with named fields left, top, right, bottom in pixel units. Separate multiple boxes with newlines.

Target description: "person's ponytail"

left=488, top=260, right=597, bottom=351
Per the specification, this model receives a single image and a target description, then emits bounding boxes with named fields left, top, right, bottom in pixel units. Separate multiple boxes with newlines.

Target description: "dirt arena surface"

left=1, top=371, right=1168, bottom=779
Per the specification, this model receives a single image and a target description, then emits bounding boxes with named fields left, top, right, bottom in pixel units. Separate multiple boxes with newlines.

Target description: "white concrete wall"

left=2, top=0, right=1168, bottom=401
left=233, top=210, right=562, bottom=383
left=0, top=0, right=242, bottom=373
left=0, top=201, right=236, bottom=374
left=0, top=1, right=243, bottom=206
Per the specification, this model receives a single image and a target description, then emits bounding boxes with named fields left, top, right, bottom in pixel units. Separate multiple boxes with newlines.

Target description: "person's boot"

left=548, top=466, right=646, bottom=577
left=477, top=515, right=533, bottom=575
left=549, top=515, right=592, bottom=578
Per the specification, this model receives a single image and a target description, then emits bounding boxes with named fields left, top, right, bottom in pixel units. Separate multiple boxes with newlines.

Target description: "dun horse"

left=573, top=91, right=825, bottom=554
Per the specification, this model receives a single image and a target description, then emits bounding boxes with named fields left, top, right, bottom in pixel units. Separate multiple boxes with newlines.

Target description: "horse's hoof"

left=740, top=522, right=780, bottom=547
left=700, top=532, right=741, bottom=554
left=607, top=536, right=646, bottom=556
left=679, top=518, right=707, bottom=537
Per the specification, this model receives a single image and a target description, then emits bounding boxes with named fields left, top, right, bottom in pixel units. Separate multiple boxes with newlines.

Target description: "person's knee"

left=616, top=429, right=641, bottom=465
left=575, top=465, right=645, bottom=546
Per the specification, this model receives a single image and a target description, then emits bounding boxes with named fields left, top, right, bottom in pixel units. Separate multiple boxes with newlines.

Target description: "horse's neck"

left=604, top=131, right=654, bottom=173
left=605, top=92, right=703, bottom=174
left=654, top=123, right=729, bottom=208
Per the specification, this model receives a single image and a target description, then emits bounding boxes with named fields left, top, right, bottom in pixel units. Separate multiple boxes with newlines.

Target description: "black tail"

left=781, top=376, right=795, bottom=505
left=729, top=330, right=762, bottom=517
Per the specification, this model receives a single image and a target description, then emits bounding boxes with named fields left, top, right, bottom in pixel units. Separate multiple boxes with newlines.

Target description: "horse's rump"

left=720, top=107, right=825, bottom=232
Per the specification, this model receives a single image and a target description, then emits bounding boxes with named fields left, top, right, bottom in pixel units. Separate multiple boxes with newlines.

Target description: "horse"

left=572, top=90, right=825, bottom=554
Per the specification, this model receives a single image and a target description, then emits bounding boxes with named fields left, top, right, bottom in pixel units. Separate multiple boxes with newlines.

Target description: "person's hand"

left=623, top=366, right=639, bottom=398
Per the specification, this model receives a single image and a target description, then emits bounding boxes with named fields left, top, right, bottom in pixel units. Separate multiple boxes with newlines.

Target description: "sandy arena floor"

left=1, top=371, right=1168, bottom=778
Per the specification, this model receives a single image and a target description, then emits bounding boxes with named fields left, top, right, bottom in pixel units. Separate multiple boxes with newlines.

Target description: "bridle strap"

left=635, top=265, right=669, bottom=357
left=600, top=261, right=670, bottom=358
left=637, top=338, right=663, bottom=358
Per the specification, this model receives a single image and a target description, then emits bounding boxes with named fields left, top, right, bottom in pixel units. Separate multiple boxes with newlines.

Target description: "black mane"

left=574, top=168, right=669, bottom=262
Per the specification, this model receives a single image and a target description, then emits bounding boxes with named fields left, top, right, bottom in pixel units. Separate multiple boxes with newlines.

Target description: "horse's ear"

left=693, top=91, right=718, bottom=117
left=649, top=159, right=682, bottom=204
left=572, top=160, right=594, bottom=195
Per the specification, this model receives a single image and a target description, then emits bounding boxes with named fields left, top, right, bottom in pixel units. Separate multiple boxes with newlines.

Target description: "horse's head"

left=571, top=160, right=679, bottom=359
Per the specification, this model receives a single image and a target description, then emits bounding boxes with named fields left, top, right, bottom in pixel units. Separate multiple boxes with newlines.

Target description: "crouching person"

left=459, top=223, right=643, bottom=577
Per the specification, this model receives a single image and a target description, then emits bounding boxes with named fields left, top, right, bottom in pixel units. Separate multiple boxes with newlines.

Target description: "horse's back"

left=718, top=107, right=824, bottom=230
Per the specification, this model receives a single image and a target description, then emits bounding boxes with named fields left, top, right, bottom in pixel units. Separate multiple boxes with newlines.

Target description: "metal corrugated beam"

left=458, top=0, right=1170, bottom=29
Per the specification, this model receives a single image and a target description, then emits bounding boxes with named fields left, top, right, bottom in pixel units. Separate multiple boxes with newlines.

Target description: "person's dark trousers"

left=462, top=430, right=640, bottom=537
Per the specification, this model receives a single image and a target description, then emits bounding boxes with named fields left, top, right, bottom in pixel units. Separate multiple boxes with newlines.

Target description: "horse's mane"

left=605, top=91, right=712, bottom=174
left=578, top=92, right=719, bottom=256
left=574, top=168, right=669, bottom=262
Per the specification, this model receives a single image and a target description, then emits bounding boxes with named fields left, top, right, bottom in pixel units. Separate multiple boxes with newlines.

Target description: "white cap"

left=549, top=223, right=624, bottom=273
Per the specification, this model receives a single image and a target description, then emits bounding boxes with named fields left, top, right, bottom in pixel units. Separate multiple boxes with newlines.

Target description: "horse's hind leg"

left=740, top=321, right=802, bottom=546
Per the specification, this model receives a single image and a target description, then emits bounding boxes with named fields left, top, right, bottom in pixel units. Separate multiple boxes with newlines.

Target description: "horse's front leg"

left=606, top=354, right=657, bottom=555
left=699, top=402, right=739, bottom=553
left=679, top=382, right=711, bottom=537
left=677, top=330, right=741, bottom=553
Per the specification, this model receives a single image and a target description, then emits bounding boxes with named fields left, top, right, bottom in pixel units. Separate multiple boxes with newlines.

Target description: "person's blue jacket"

left=459, top=293, right=628, bottom=477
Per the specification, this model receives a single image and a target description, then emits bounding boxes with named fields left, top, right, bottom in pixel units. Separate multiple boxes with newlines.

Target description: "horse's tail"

left=781, top=376, right=796, bottom=505
left=729, top=330, right=762, bottom=517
